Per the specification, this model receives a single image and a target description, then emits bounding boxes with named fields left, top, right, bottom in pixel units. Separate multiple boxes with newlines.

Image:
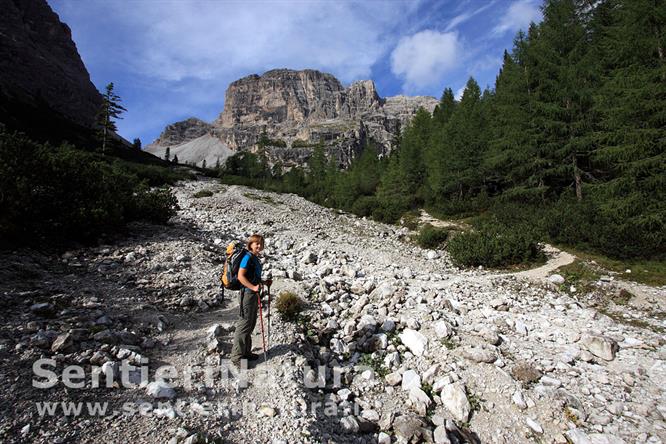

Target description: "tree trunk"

left=655, top=18, right=664, bottom=61
left=102, top=109, right=109, bottom=153
left=102, top=125, right=107, bottom=153
left=573, top=155, right=583, bottom=201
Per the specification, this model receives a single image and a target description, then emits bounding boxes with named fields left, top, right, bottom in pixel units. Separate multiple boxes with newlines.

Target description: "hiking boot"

left=245, top=352, right=260, bottom=361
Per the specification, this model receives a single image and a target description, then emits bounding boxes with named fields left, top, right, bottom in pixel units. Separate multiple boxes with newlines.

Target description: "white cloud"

left=63, top=0, right=411, bottom=85
left=390, top=30, right=462, bottom=93
left=444, top=1, right=497, bottom=32
left=492, top=0, right=542, bottom=36
left=455, top=85, right=466, bottom=101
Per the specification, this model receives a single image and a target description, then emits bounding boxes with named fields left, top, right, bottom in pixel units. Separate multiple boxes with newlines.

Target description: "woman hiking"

left=230, top=234, right=271, bottom=366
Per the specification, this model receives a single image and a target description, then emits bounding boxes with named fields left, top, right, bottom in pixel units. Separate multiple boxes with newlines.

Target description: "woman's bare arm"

left=238, top=268, right=259, bottom=292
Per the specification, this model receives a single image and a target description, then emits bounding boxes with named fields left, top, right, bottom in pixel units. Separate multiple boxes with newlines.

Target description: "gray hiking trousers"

left=230, top=288, right=258, bottom=361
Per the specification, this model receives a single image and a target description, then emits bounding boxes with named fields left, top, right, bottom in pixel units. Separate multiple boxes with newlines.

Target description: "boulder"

left=548, top=274, right=565, bottom=285
left=30, top=303, right=56, bottom=317
left=401, top=370, right=421, bottom=391
left=460, top=345, right=496, bottom=363
left=392, top=415, right=431, bottom=443
left=399, top=329, right=428, bottom=356
left=146, top=381, right=176, bottom=399
left=409, top=387, right=432, bottom=416
left=580, top=335, right=619, bottom=361
left=51, top=333, right=74, bottom=353
left=434, top=321, right=451, bottom=339
left=440, top=383, right=471, bottom=423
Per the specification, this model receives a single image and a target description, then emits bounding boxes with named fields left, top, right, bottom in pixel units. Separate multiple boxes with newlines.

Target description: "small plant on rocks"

left=564, top=406, right=582, bottom=426
left=439, top=337, right=458, bottom=350
left=275, top=291, right=305, bottom=321
left=358, top=353, right=389, bottom=378
left=465, top=387, right=487, bottom=421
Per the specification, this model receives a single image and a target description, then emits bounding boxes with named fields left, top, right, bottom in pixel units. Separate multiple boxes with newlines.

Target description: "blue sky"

left=47, top=0, right=543, bottom=146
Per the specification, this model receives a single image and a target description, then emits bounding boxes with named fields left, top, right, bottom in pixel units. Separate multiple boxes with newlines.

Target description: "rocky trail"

left=0, top=178, right=664, bottom=444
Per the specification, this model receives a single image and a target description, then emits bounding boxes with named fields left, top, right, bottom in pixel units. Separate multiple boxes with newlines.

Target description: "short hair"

left=247, top=234, right=264, bottom=250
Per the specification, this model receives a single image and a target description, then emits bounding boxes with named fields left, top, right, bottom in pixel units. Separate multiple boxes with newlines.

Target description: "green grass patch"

left=556, top=260, right=601, bottom=294
left=439, top=337, right=459, bottom=350
left=556, top=246, right=666, bottom=287
left=598, top=307, right=665, bottom=334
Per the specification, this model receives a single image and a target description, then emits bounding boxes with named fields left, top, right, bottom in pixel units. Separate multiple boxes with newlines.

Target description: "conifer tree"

left=428, top=77, right=485, bottom=202
left=96, top=82, right=126, bottom=153
left=525, top=0, right=595, bottom=200
left=588, top=0, right=666, bottom=256
left=164, top=147, right=170, bottom=162
left=431, top=88, right=456, bottom=129
left=483, top=39, right=535, bottom=198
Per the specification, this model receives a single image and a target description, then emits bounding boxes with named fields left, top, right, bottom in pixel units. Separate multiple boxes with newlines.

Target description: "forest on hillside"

left=220, top=0, right=665, bottom=262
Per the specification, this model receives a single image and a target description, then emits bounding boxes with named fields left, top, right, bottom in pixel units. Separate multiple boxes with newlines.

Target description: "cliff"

left=149, top=69, right=438, bottom=168
left=0, top=0, right=103, bottom=129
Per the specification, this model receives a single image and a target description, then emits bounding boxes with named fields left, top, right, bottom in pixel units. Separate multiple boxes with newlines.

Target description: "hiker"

left=230, top=234, right=271, bottom=365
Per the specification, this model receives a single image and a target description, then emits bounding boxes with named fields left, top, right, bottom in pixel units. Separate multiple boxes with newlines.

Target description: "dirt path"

left=512, top=243, right=576, bottom=281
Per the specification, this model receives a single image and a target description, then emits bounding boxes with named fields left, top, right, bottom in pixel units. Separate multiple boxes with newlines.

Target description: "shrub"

left=128, top=186, right=179, bottom=224
left=351, top=196, right=379, bottom=217
left=275, top=291, right=304, bottom=321
left=400, top=211, right=420, bottom=231
left=415, top=223, right=450, bottom=249
left=114, top=159, right=193, bottom=186
left=0, top=130, right=179, bottom=246
left=447, top=220, right=544, bottom=268
left=193, top=189, right=214, bottom=198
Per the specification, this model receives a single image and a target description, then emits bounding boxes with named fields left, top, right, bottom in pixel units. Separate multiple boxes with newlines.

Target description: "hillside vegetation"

left=0, top=130, right=189, bottom=247
left=219, top=0, right=665, bottom=266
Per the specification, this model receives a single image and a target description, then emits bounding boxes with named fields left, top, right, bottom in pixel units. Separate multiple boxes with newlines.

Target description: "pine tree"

left=432, top=88, right=456, bottom=129
left=398, top=108, right=432, bottom=205
left=525, top=0, right=595, bottom=201
left=483, top=37, right=536, bottom=199
left=132, top=138, right=141, bottom=150
left=376, top=148, right=412, bottom=222
left=172, top=155, right=179, bottom=164
left=588, top=0, right=666, bottom=256
left=96, top=82, right=126, bottom=153
left=202, top=159, right=207, bottom=169
left=425, top=88, right=457, bottom=202
left=428, top=77, right=486, bottom=202
left=164, top=147, right=170, bottom=162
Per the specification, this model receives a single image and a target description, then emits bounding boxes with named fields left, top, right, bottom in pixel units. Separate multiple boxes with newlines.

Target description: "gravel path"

left=0, top=178, right=664, bottom=444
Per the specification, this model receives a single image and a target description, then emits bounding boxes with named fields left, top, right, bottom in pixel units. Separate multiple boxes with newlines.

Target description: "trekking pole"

left=267, top=284, right=271, bottom=350
left=257, top=287, right=268, bottom=363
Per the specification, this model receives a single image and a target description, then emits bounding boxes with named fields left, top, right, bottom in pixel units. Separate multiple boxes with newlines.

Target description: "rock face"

left=151, top=118, right=213, bottom=147
left=145, top=118, right=234, bottom=167
left=0, top=0, right=102, bottom=127
left=149, top=69, right=438, bottom=168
